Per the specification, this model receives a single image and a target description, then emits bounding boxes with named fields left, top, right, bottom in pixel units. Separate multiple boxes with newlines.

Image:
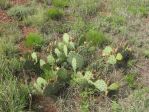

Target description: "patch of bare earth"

left=10, top=0, right=29, bottom=5
left=0, top=9, right=14, bottom=23
left=21, top=26, right=38, bottom=37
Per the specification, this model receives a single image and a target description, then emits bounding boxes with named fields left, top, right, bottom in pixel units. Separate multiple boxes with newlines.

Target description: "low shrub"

left=25, top=33, right=44, bottom=48
left=47, top=8, right=64, bottom=20
left=85, top=30, right=107, bottom=46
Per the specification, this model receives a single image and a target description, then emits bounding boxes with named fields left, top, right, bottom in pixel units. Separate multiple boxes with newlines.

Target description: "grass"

left=116, top=88, right=149, bottom=112
left=0, top=77, right=28, bottom=112
left=47, top=8, right=64, bottom=20
left=85, top=29, right=107, bottom=46
left=25, top=33, right=44, bottom=48
left=0, top=0, right=11, bottom=9
left=0, top=0, right=149, bottom=111
left=7, top=5, right=35, bottom=20
left=51, top=0, right=69, bottom=8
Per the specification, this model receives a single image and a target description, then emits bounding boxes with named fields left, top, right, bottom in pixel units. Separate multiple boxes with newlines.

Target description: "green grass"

left=52, top=0, right=69, bottom=8
left=47, top=8, right=64, bottom=20
left=85, top=29, right=107, bottom=46
left=0, top=77, right=28, bottom=112
left=25, top=33, right=44, bottom=48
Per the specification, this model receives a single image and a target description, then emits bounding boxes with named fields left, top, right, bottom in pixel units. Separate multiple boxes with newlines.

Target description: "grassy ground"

left=0, top=0, right=149, bottom=112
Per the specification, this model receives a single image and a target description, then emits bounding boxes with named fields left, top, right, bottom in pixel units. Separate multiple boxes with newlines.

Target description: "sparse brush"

left=7, top=5, right=35, bottom=20
left=70, top=0, right=100, bottom=17
left=24, top=7, right=46, bottom=26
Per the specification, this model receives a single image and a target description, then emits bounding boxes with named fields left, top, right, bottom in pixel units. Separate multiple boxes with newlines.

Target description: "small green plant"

left=52, top=0, right=69, bottom=8
left=25, top=33, right=44, bottom=48
left=125, top=73, right=137, bottom=88
left=144, top=50, right=149, bottom=58
left=47, top=8, right=64, bottom=20
left=139, top=6, right=149, bottom=17
left=85, top=30, right=107, bottom=46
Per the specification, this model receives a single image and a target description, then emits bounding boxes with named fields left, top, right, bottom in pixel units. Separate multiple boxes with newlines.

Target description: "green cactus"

left=67, top=51, right=84, bottom=69
left=57, top=68, right=70, bottom=81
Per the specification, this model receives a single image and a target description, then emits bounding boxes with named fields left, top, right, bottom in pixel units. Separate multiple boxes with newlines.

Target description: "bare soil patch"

left=21, top=26, right=38, bottom=37
left=10, top=0, right=29, bottom=5
left=0, top=9, right=13, bottom=23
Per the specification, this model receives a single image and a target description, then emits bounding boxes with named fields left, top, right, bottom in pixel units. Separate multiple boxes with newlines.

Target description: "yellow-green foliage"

left=25, top=33, right=44, bottom=47
left=52, top=0, right=69, bottom=8
left=86, top=30, right=107, bottom=46
left=47, top=8, right=64, bottom=20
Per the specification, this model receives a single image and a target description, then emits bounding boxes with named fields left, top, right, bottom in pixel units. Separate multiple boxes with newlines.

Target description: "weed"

left=85, top=30, right=107, bottom=46
left=25, top=33, right=44, bottom=48
left=125, top=73, right=137, bottom=88
left=144, top=50, right=149, bottom=58
left=47, top=8, right=64, bottom=20
left=52, top=0, right=69, bottom=8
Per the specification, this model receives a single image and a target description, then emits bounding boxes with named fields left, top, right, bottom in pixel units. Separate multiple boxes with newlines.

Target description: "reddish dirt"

left=10, top=0, right=29, bottom=5
left=0, top=10, right=14, bottom=23
left=21, top=26, right=38, bottom=37
left=18, top=41, right=32, bottom=54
